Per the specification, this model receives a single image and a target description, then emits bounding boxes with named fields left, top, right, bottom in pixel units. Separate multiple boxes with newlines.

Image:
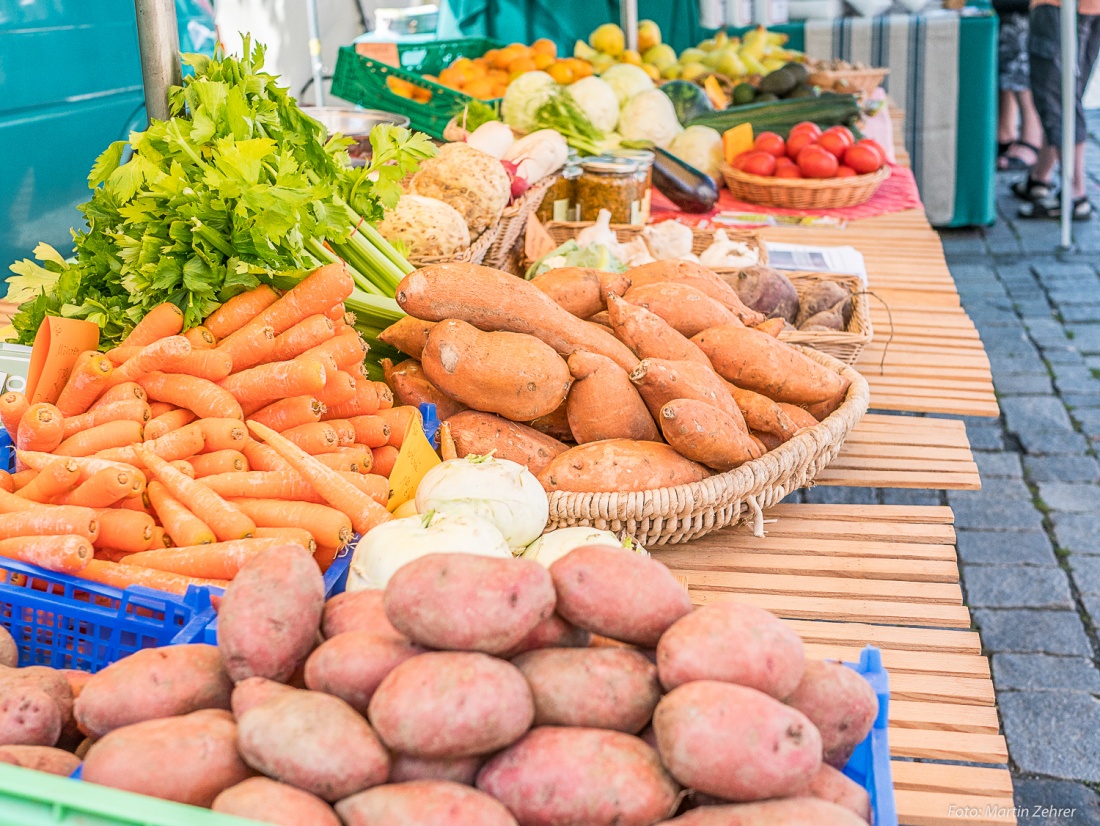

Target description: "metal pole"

left=1061, top=0, right=1077, bottom=248
left=622, top=0, right=639, bottom=52
left=306, top=0, right=326, bottom=107
left=134, top=0, right=182, bottom=123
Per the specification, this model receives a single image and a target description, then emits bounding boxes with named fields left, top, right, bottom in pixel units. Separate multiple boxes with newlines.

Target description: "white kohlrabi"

left=522, top=527, right=648, bottom=568
left=415, top=455, right=549, bottom=550
left=346, top=511, right=512, bottom=591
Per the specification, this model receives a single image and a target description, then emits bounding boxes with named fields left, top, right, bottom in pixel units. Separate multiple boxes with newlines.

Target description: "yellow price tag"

left=386, top=413, right=441, bottom=512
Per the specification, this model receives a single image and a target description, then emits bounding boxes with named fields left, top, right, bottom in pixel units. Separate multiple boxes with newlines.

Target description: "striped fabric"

left=805, top=11, right=961, bottom=224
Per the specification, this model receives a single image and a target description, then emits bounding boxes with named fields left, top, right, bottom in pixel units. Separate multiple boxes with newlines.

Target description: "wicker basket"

left=781, top=272, right=872, bottom=366
left=721, top=164, right=890, bottom=210
left=546, top=347, right=869, bottom=545
left=808, top=67, right=890, bottom=96
left=484, top=174, right=558, bottom=271
left=542, top=222, right=769, bottom=270
left=406, top=218, right=501, bottom=268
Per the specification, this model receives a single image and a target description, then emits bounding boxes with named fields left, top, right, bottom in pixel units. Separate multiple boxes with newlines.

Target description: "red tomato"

left=816, top=131, right=851, bottom=160
left=834, top=165, right=858, bottom=177
left=754, top=131, right=787, bottom=158
left=789, top=121, right=822, bottom=140
left=786, top=131, right=817, bottom=160
left=736, top=150, right=778, bottom=176
left=774, top=156, right=797, bottom=169
left=843, top=144, right=883, bottom=175
left=774, top=165, right=803, bottom=179
left=796, top=145, right=839, bottom=179
left=823, top=125, right=854, bottom=145
left=855, top=138, right=886, bottom=164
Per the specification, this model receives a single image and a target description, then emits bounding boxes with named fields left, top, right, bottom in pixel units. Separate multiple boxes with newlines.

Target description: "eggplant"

left=652, top=148, right=719, bottom=214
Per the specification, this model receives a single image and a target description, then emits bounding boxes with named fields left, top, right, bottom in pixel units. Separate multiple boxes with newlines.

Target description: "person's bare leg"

left=1031, top=143, right=1059, bottom=184
left=999, top=91, right=1020, bottom=144
left=1074, top=141, right=1088, bottom=198
left=1018, top=89, right=1044, bottom=150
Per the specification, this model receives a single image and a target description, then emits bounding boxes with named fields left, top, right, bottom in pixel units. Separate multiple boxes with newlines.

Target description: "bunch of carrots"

left=0, top=263, right=419, bottom=595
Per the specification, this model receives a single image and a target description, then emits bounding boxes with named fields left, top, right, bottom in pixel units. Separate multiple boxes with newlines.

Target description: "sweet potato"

left=422, top=320, right=571, bottom=422
left=550, top=544, right=693, bottom=647
left=338, top=781, right=519, bottom=826
left=626, top=259, right=764, bottom=325
left=692, top=325, right=850, bottom=405
left=606, top=294, right=711, bottom=367
left=385, top=554, right=556, bottom=655
left=656, top=602, right=805, bottom=698
left=503, top=613, right=591, bottom=658
left=230, top=677, right=296, bottom=718
left=530, top=267, right=632, bottom=318
left=728, top=384, right=801, bottom=441
left=322, top=589, right=405, bottom=641
left=525, top=403, right=573, bottom=442
left=539, top=439, right=710, bottom=493
left=477, top=727, right=678, bottom=826
left=368, top=651, right=533, bottom=758
left=659, top=399, right=762, bottom=471
left=237, top=689, right=390, bottom=801
left=0, top=628, right=15, bottom=668
left=662, top=799, right=868, bottom=825
left=623, top=282, right=741, bottom=338
left=83, top=709, right=252, bottom=806
left=0, top=745, right=80, bottom=776
left=796, top=281, right=850, bottom=326
left=377, top=317, right=436, bottom=360
left=396, top=265, right=639, bottom=371
left=384, top=358, right=468, bottom=420
left=75, top=644, right=232, bottom=737
left=653, top=681, right=822, bottom=801
left=213, top=777, right=341, bottom=826
left=446, top=411, right=568, bottom=477
left=778, top=402, right=819, bottom=431
left=566, top=352, right=659, bottom=444
left=390, top=754, right=484, bottom=785
left=218, top=545, right=325, bottom=682
left=752, top=317, right=785, bottom=337
left=513, top=648, right=661, bottom=734
left=629, top=358, right=741, bottom=422
left=803, top=764, right=872, bottom=822
left=304, top=632, right=425, bottom=714
left=804, top=394, right=845, bottom=422
left=0, top=685, right=60, bottom=746
left=729, top=266, right=800, bottom=323
left=785, top=660, right=879, bottom=768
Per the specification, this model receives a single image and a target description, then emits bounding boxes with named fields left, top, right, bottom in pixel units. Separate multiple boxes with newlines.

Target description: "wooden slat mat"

left=657, top=504, right=1015, bottom=825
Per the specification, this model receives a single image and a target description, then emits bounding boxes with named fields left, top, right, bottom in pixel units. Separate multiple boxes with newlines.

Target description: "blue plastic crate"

left=843, top=646, right=897, bottom=826
left=0, top=425, right=14, bottom=473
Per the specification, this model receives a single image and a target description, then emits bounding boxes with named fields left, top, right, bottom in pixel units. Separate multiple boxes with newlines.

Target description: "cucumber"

left=686, top=93, right=861, bottom=138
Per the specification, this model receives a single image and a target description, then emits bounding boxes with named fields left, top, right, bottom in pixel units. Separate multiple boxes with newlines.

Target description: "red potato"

left=368, top=651, right=533, bottom=759
left=512, top=648, right=661, bottom=734
left=503, top=613, right=591, bottom=658
left=213, top=777, right=341, bottom=826
left=338, top=780, right=518, bottom=826
left=237, top=689, right=390, bottom=801
left=384, top=554, right=556, bottom=656
left=656, top=602, right=805, bottom=699
left=661, top=798, right=868, bottom=825
left=477, top=727, right=679, bottom=826
left=74, top=644, right=232, bottom=737
left=218, top=545, right=325, bottom=682
left=549, top=544, right=692, bottom=647
left=0, top=627, right=15, bottom=668
left=802, top=764, right=872, bottom=823
left=389, top=754, right=484, bottom=785
left=785, top=660, right=879, bottom=768
left=304, top=632, right=425, bottom=714
left=0, top=667, right=73, bottom=742
left=0, top=745, right=80, bottom=776
left=82, top=709, right=252, bottom=807
left=653, top=681, right=822, bottom=801
left=60, top=669, right=91, bottom=701
left=322, top=590, right=405, bottom=641
left=230, top=677, right=297, bottom=718
left=0, top=685, right=61, bottom=746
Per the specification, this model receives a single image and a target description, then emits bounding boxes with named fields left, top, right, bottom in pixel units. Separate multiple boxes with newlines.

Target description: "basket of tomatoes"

left=721, top=122, right=890, bottom=210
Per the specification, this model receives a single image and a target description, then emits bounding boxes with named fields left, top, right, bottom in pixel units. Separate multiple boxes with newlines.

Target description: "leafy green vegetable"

left=450, top=99, right=501, bottom=133
left=525, top=240, right=626, bottom=279
left=532, top=90, right=605, bottom=157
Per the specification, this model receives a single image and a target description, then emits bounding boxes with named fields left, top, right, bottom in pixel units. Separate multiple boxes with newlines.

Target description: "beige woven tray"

left=780, top=272, right=872, bottom=366
left=546, top=346, right=869, bottom=545
left=721, top=164, right=890, bottom=210
left=407, top=217, right=500, bottom=268
left=543, top=222, right=769, bottom=270
left=484, top=174, right=558, bottom=271
left=808, top=66, right=889, bottom=96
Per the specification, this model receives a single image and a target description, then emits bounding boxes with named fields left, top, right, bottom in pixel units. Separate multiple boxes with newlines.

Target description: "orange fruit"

left=533, top=53, right=555, bottom=70
left=451, top=57, right=474, bottom=72
left=385, top=76, right=417, bottom=98
left=463, top=77, right=496, bottom=99
left=438, top=66, right=463, bottom=88
left=412, top=87, right=433, bottom=103
left=508, top=56, right=537, bottom=76
left=482, top=49, right=501, bottom=66
left=532, top=38, right=557, bottom=58
left=487, top=68, right=510, bottom=84
left=546, top=61, right=575, bottom=84
left=467, top=59, right=489, bottom=78
left=566, top=57, right=593, bottom=79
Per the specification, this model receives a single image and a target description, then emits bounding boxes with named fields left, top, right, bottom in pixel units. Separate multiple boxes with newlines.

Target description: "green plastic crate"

left=331, top=38, right=503, bottom=139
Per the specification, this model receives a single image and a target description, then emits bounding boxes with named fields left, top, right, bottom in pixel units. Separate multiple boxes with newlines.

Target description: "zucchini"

left=686, top=93, right=861, bottom=138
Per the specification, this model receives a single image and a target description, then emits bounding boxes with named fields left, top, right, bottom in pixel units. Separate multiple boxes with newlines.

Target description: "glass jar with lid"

left=609, top=148, right=655, bottom=224
left=536, top=162, right=581, bottom=223
left=575, top=157, right=641, bottom=224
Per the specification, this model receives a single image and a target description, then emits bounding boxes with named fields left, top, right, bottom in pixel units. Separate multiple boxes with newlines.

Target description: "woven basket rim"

left=721, top=163, right=891, bottom=192
left=809, top=66, right=890, bottom=80
left=778, top=271, right=873, bottom=350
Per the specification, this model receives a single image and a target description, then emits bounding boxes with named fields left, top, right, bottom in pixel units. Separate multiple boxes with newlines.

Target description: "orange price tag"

left=356, top=41, right=400, bottom=67
left=525, top=212, right=558, bottom=262
left=25, top=317, right=100, bottom=405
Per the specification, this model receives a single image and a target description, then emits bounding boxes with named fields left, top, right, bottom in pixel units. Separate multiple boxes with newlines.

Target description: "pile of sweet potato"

left=379, top=261, right=852, bottom=493
left=0, top=542, right=879, bottom=826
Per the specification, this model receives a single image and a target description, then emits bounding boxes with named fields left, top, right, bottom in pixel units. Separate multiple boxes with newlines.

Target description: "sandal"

left=997, top=141, right=1040, bottom=171
left=1017, top=195, right=1094, bottom=221
left=1011, top=175, right=1056, bottom=202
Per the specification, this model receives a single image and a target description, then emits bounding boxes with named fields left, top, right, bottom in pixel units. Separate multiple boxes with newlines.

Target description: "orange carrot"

left=143, top=408, right=196, bottom=441
left=147, top=402, right=176, bottom=418
left=56, top=353, right=114, bottom=416
left=147, top=480, right=215, bottom=546
left=324, top=303, right=346, bottom=321
left=314, top=545, right=341, bottom=572
left=337, top=445, right=375, bottom=474
left=321, top=380, right=379, bottom=419
left=17, top=403, right=66, bottom=455
left=0, top=471, right=11, bottom=493
left=312, top=452, right=361, bottom=473
left=120, top=303, right=184, bottom=348
left=348, top=415, right=391, bottom=448
left=0, top=392, right=29, bottom=437
left=250, top=396, right=324, bottom=432
left=91, top=383, right=147, bottom=411
left=117, top=491, right=156, bottom=517
left=281, top=422, right=338, bottom=454
left=372, top=445, right=399, bottom=477
left=439, top=421, right=457, bottom=461
left=374, top=382, right=394, bottom=410
left=95, top=548, right=137, bottom=563
left=215, top=324, right=277, bottom=374
left=204, top=285, right=280, bottom=339
left=9, top=469, right=35, bottom=490
left=184, top=326, right=217, bottom=350
left=15, top=459, right=79, bottom=502
left=149, top=526, right=171, bottom=549
left=269, top=315, right=336, bottom=362
left=53, top=467, right=133, bottom=508
left=54, top=420, right=143, bottom=458
left=107, top=336, right=192, bottom=388
left=327, top=419, right=356, bottom=446
left=314, top=371, right=357, bottom=409
left=121, top=537, right=297, bottom=579
left=297, top=350, right=338, bottom=377
left=234, top=263, right=352, bottom=339
left=92, top=514, right=156, bottom=552
left=0, top=488, right=38, bottom=514
left=344, top=472, right=387, bottom=504
left=169, top=460, right=195, bottom=478
left=221, top=360, right=327, bottom=416
left=63, top=398, right=150, bottom=438
left=17, top=452, right=144, bottom=486
left=0, top=506, right=99, bottom=541
left=252, top=527, right=317, bottom=552
left=162, top=349, right=234, bottom=382
left=138, top=449, right=255, bottom=542
left=195, top=419, right=249, bottom=453
left=246, top=421, right=392, bottom=535
left=228, top=497, right=352, bottom=548
left=79, top=559, right=227, bottom=595
left=138, top=372, right=243, bottom=420
left=0, top=535, right=93, bottom=573
left=301, top=330, right=367, bottom=372
left=189, top=450, right=247, bottom=477
left=97, top=421, right=205, bottom=466
left=104, top=346, right=139, bottom=366
left=200, top=469, right=384, bottom=505
left=376, top=406, right=419, bottom=449
left=240, top=441, right=289, bottom=472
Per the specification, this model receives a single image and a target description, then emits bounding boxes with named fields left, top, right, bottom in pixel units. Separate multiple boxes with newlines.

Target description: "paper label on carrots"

left=25, top=317, right=99, bottom=404
left=386, top=414, right=441, bottom=512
